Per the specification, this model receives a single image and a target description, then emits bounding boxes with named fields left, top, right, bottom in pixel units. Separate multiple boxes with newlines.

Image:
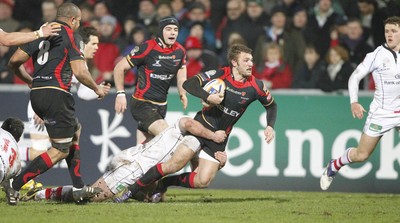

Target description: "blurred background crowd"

left=1, top=0, right=400, bottom=92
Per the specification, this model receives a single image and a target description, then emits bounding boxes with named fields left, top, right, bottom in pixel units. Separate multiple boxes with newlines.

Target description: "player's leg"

left=130, top=98, right=168, bottom=143
left=321, top=134, right=381, bottom=190
left=12, top=143, right=70, bottom=191
left=321, top=109, right=396, bottom=190
left=160, top=151, right=219, bottom=189
left=136, top=130, right=151, bottom=144
left=113, top=143, right=195, bottom=203
left=5, top=142, right=69, bottom=204
left=65, top=122, right=84, bottom=189
left=192, top=153, right=220, bottom=188
left=18, top=109, right=50, bottom=189
left=21, top=185, right=72, bottom=202
left=9, top=90, right=77, bottom=204
left=18, top=134, right=50, bottom=162
left=348, top=134, right=381, bottom=162
left=23, top=102, right=51, bottom=161
left=137, top=119, right=169, bottom=143
left=147, top=119, right=169, bottom=137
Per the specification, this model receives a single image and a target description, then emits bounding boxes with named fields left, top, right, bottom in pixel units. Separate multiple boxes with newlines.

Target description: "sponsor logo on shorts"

left=369, top=123, right=382, bottom=132
left=116, top=184, right=125, bottom=192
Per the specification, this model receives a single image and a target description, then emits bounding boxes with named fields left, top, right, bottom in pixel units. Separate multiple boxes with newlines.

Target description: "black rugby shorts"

left=30, top=88, right=77, bottom=138
left=129, top=97, right=167, bottom=132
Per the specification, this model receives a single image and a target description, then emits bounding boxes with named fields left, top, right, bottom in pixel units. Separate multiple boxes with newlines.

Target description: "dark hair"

left=384, top=16, right=400, bottom=27
left=78, top=26, right=99, bottom=44
left=188, top=2, right=206, bottom=12
left=128, top=25, right=149, bottom=44
left=1, top=117, right=24, bottom=142
left=57, top=2, right=80, bottom=19
left=326, top=45, right=349, bottom=63
left=227, top=44, right=252, bottom=65
left=357, top=0, right=378, bottom=8
left=158, top=16, right=179, bottom=44
left=304, top=43, right=319, bottom=54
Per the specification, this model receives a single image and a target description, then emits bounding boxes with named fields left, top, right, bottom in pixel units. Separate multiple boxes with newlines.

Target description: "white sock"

left=331, top=148, right=353, bottom=172
left=41, top=185, right=73, bottom=201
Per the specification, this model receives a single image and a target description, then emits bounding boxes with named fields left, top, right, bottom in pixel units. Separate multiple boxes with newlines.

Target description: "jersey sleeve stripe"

left=125, top=55, right=134, bottom=67
left=65, top=27, right=82, bottom=56
left=130, top=41, right=154, bottom=59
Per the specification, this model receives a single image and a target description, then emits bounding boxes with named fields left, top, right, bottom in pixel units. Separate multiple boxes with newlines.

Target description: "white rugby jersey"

left=0, top=129, right=21, bottom=183
left=109, top=117, right=199, bottom=174
left=135, top=118, right=187, bottom=172
left=349, top=45, right=400, bottom=111
left=71, top=62, right=98, bottom=101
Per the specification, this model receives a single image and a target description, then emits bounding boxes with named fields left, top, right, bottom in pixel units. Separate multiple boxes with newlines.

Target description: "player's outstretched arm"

left=0, top=23, right=60, bottom=46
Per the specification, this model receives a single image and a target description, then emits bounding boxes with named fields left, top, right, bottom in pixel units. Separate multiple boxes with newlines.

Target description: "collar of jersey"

left=55, top=20, right=71, bottom=29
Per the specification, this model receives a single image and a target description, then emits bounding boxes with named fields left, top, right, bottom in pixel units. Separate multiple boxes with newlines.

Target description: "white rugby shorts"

left=363, top=107, right=400, bottom=137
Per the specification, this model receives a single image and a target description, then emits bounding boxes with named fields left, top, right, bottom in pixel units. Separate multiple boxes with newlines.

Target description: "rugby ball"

left=201, top=78, right=226, bottom=107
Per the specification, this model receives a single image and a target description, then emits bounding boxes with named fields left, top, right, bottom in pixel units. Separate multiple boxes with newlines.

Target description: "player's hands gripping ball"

left=202, top=78, right=226, bottom=107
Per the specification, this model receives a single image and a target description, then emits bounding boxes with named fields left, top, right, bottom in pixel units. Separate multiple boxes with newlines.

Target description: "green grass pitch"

left=1, top=189, right=399, bottom=223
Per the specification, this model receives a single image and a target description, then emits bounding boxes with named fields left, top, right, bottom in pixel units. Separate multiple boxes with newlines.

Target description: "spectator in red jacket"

left=254, top=42, right=293, bottom=89
left=93, top=15, right=120, bottom=85
left=185, top=36, right=219, bottom=79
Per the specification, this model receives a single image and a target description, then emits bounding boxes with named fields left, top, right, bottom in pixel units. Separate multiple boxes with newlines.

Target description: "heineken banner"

left=1, top=87, right=399, bottom=193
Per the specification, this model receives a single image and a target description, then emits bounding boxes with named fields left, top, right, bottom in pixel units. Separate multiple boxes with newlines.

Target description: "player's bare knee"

left=195, top=175, right=212, bottom=188
left=148, top=119, right=169, bottom=135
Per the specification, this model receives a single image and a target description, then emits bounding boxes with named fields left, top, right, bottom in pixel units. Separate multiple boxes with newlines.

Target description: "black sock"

left=12, top=153, right=54, bottom=190
left=161, top=175, right=179, bottom=188
left=65, top=144, right=84, bottom=188
left=172, top=172, right=196, bottom=188
left=130, top=163, right=164, bottom=193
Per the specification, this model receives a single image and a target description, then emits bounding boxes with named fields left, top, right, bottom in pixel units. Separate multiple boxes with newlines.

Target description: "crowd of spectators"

left=1, top=0, right=400, bottom=92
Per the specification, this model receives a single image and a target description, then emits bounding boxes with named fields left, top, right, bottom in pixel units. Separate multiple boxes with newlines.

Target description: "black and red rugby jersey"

left=126, top=38, right=186, bottom=104
left=195, top=66, right=274, bottom=134
left=20, top=21, right=84, bottom=92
